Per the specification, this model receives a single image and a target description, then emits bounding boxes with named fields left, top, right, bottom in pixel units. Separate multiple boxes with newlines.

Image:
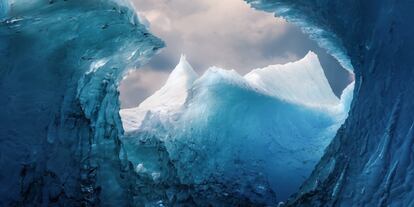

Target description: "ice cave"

left=0, top=0, right=413, bottom=206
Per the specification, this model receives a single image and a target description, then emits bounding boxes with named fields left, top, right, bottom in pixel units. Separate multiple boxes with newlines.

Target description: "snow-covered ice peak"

left=245, top=51, right=340, bottom=108
left=121, top=51, right=347, bottom=132
left=120, top=52, right=354, bottom=204
left=139, top=54, right=198, bottom=111
left=140, top=54, right=198, bottom=110
left=163, top=54, right=198, bottom=89
left=121, top=54, right=198, bottom=132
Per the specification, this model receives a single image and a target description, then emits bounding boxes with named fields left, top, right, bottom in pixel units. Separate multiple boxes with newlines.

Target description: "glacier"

left=245, top=0, right=414, bottom=206
left=120, top=52, right=353, bottom=205
left=1, top=0, right=412, bottom=206
left=0, top=0, right=163, bottom=206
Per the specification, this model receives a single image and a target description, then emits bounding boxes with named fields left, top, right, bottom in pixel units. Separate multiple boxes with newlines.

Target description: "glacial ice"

left=245, top=0, right=414, bottom=206
left=121, top=52, right=353, bottom=204
left=0, top=0, right=163, bottom=205
left=245, top=52, right=340, bottom=107
left=121, top=55, right=198, bottom=132
left=2, top=0, right=411, bottom=205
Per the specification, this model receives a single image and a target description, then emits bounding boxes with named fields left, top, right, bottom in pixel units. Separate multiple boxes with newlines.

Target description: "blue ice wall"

left=246, top=0, right=414, bottom=206
left=0, top=0, right=163, bottom=206
left=2, top=0, right=413, bottom=205
left=119, top=54, right=353, bottom=205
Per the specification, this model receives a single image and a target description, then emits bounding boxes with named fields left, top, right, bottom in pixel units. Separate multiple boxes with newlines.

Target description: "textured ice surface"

left=245, top=0, right=354, bottom=72
left=3, top=0, right=411, bottom=205
left=0, top=0, right=163, bottom=206
left=245, top=0, right=414, bottom=206
left=121, top=52, right=353, bottom=204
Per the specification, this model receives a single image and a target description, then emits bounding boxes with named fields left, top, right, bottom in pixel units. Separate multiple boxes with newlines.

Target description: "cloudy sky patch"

left=119, top=0, right=351, bottom=108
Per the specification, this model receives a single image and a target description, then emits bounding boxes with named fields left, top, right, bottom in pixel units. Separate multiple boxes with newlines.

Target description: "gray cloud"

left=144, top=51, right=177, bottom=71
left=119, top=0, right=351, bottom=108
left=119, top=69, right=169, bottom=108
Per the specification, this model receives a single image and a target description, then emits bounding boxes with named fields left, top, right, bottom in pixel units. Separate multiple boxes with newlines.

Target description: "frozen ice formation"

left=121, top=55, right=198, bottom=132
left=245, top=52, right=340, bottom=107
left=1, top=0, right=412, bottom=205
left=0, top=0, right=163, bottom=206
left=120, top=52, right=353, bottom=204
left=245, top=0, right=414, bottom=206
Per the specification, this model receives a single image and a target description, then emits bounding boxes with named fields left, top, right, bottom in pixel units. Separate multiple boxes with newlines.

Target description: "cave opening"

left=118, top=0, right=355, bottom=205
left=2, top=0, right=411, bottom=206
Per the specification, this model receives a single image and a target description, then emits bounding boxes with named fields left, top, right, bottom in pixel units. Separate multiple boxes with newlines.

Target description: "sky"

left=119, top=0, right=352, bottom=108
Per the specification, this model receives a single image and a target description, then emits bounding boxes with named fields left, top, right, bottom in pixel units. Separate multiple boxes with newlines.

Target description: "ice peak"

left=121, top=53, right=341, bottom=132
left=142, top=55, right=199, bottom=109
left=245, top=51, right=340, bottom=107
left=165, top=54, right=198, bottom=86
left=304, top=50, right=317, bottom=59
left=121, top=55, right=199, bottom=132
left=180, top=54, right=187, bottom=62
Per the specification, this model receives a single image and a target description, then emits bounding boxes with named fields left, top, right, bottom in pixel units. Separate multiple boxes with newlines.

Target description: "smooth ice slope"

left=121, top=53, right=353, bottom=205
left=0, top=0, right=163, bottom=206
left=245, top=52, right=340, bottom=107
left=245, top=0, right=414, bottom=206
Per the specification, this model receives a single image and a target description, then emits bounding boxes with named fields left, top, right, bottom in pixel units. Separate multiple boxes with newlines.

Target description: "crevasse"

left=0, top=0, right=163, bottom=206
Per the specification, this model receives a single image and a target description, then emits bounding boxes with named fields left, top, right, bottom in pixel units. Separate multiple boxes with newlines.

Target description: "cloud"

left=144, top=51, right=177, bottom=71
left=119, top=69, right=169, bottom=108
left=120, top=0, right=351, bottom=108
left=131, top=0, right=289, bottom=73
